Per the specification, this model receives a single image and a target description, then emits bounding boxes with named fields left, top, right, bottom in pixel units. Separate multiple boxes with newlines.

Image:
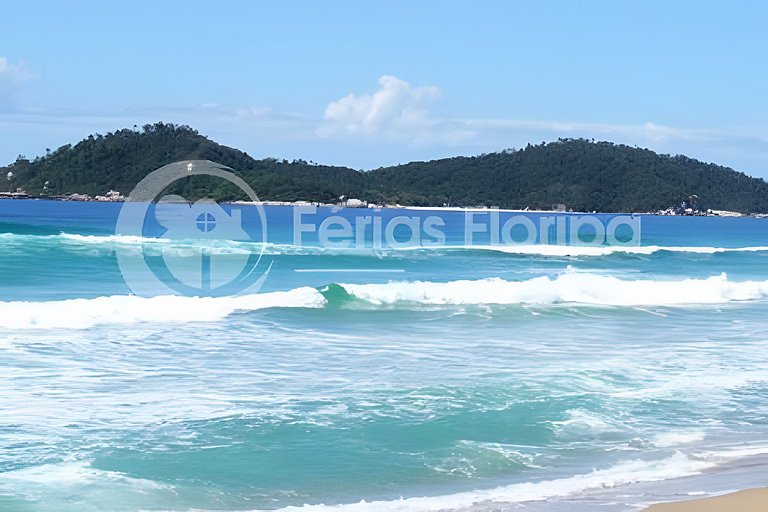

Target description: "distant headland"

left=3, top=122, right=768, bottom=214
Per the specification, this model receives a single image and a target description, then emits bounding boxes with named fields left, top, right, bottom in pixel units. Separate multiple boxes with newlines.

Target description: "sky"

left=1, top=0, right=767, bottom=176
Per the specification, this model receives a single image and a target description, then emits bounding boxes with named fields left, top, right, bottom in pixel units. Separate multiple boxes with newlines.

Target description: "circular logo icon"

left=115, top=160, right=271, bottom=297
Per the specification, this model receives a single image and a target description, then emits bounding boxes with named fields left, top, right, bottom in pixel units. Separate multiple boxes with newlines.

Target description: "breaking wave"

left=0, top=287, right=325, bottom=329
left=4, top=273, right=768, bottom=330
left=3, top=231, right=768, bottom=257
left=328, top=273, right=768, bottom=307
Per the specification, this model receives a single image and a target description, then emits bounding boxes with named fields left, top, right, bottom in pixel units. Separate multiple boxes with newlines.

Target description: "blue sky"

left=1, top=0, right=767, bottom=176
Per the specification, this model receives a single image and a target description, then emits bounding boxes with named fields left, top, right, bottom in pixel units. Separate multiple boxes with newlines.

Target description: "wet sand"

left=643, top=487, right=768, bottom=511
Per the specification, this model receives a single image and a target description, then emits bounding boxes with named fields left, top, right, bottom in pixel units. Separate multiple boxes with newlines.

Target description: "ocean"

left=1, top=198, right=768, bottom=511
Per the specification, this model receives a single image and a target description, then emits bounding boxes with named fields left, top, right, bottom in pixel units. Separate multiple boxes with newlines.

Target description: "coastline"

left=2, top=196, right=766, bottom=218
left=643, top=488, right=768, bottom=511
left=467, top=450, right=768, bottom=512
left=609, top=450, right=768, bottom=512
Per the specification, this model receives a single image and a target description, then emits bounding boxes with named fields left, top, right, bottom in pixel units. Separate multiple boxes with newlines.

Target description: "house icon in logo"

left=155, top=195, right=252, bottom=290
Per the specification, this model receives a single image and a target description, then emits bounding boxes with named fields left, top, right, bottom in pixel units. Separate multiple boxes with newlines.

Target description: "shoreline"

left=480, top=450, right=768, bottom=512
left=441, top=448, right=768, bottom=512
left=1, top=196, right=766, bottom=218
left=643, top=487, right=768, bottom=511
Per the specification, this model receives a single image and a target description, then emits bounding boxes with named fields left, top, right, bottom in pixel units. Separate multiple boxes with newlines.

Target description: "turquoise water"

left=1, top=199, right=768, bottom=511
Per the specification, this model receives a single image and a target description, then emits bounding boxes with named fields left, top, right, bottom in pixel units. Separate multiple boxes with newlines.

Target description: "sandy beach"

left=644, top=488, right=768, bottom=511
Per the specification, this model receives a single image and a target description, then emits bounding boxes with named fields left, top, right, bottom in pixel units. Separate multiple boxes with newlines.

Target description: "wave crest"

left=0, top=288, right=325, bottom=329
left=332, top=273, right=768, bottom=307
left=4, top=232, right=768, bottom=257
left=4, top=273, right=768, bottom=330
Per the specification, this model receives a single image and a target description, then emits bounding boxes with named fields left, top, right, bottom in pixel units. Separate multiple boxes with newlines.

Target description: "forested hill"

left=3, top=122, right=768, bottom=213
left=366, top=142, right=768, bottom=213
left=2, top=123, right=364, bottom=204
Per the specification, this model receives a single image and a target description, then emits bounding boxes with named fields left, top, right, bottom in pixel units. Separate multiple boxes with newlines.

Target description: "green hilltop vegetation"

left=3, top=122, right=768, bottom=213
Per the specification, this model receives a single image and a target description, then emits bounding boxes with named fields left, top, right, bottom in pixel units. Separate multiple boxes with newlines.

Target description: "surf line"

left=293, top=269, right=406, bottom=273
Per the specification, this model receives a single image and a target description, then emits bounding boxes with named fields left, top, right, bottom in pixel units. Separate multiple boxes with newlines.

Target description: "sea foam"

left=0, top=287, right=325, bottom=329
left=5, top=231, right=768, bottom=257
left=247, top=443, right=768, bottom=511
left=443, top=244, right=768, bottom=257
left=335, top=273, right=768, bottom=307
left=0, top=454, right=722, bottom=512
left=4, top=273, right=768, bottom=330
left=252, top=452, right=713, bottom=511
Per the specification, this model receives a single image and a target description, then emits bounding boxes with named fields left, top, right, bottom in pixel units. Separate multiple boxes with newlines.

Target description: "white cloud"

left=0, top=56, right=36, bottom=85
left=318, top=75, right=441, bottom=137
left=315, top=75, right=720, bottom=150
